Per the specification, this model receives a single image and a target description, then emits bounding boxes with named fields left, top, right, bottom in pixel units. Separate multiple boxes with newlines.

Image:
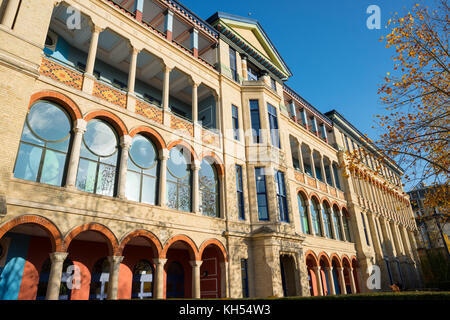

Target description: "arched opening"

left=65, top=227, right=116, bottom=300
left=166, top=145, right=193, bottom=212
left=297, top=192, right=310, bottom=234
left=310, top=197, right=322, bottom=236
left=197, top=84, right=218, bottom=131
left=166, top=261, right=184, bottom=298
left=321, top=201, right=333, bottom=239
left=0, top=222, right=57, bottom=300
left=331, top=257, right=342, bottom=295
left=319, top=255, right=331, bottom=296
left=126, top=134, right=160, bottom=205
left=199, top=158, right=220, bottom=218
left=199, top=243, right=226, bottom=298
left=332, top=205, right=343, bottom=241
left=305, top=253, right=318, bottom=296
left=117, top=231, right=160, bottom=300
left=342, top=208, right=352, bottom=242
left=342, top=258, right=353, bottom=294
left=351, top=258, right=361, bottom=293
left=280, top=255, right=296, bottom=297
left=75, top=119, right=120, bottom=197
left=301, top=144, right=313, bottom=177
left=13, top=100, right=73, bottom=187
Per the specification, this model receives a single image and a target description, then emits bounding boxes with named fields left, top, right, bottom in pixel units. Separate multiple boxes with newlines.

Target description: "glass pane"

left=40, top=150, right=66, bottom=186
left=258, top=205, right=268, bottom=220
left=47, top=139, right=70, bottom=152
left=127, top=157, right=140, bottom=172
left=76, top=158, right=97, bottom=193
left=167, top=147, right=189, bottom=179
left=84, top=120, right=118, bottom=157
left=20, top=122, right=45, bottom=146
left=28, top=101, right=71, bottom=142
left=199, top=160, right=217, bottom=191
left=101, top=152, right=118, bottom=166
left=14, top=143, right=42, bottom=182
left=96, top=164, right=116, bottom=196
left=126, top=171, right=141, bottom=202
left=129, top=135, right=157, bottom=169
left=80, top=142, right=97, bottom=161
left=166, top=182, right=178, bottom=209
left=142, top=175, right=157, bottom=205
left=201, top=191, right=217, bottom=217
left=178, top=185, right=191, bottom=212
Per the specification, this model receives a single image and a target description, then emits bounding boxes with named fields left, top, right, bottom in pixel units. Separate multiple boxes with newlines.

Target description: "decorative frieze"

left=39, top=57, right=83, bottom=90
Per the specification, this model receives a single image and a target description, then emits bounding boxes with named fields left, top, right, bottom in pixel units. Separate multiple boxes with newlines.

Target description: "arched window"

left=167, top=146, right=192, bottom=212
left=342, top=210, right=352, bottom=242
left=297, top=193, right=310, bottom=234
left=126, top=134, right=159, bottom=204
left=132, top=260, right=153, bottom=299
left=14, top=101, right=72, bottom=186
left=76, top=119, right=119, bottom=196
left=322, top=202, right=333, bottom=238
left=199, top=158, right=219, bottom=217
left=311, top=198, right=323, bottom=236
left=332, top=206, right=343, bottom=241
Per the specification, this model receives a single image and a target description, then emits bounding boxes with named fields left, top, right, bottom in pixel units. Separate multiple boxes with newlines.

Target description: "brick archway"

left=83, top=110, right=128, bottom=137
left=29, top=90, right=82, bottom=121
left=63, top=223, right=119, bottom=256
left=161, top=234, right=199, bottom=260
left=167, top=140, right=199, bottom=162
left=118, top=229, right=162, bottom=257
left=129, top=126, right=167, bottom=151
left=198, top=239, right=228, bottom=262
left=199, top=152, right=225, bottom=177
left=0, top=215, right=64, bottom=252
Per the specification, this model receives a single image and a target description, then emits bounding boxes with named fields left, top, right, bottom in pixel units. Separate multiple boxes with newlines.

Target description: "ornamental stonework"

left=39, top=58, right=83, bottom=90
left=93, top=81, right=127, bottom=109
left=135, top=99, right=163, bottom=124
left=171, top=115, right=194, bottom=136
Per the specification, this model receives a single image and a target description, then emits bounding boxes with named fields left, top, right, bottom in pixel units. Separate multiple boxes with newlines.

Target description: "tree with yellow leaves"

left=347, top=1, right=449, bottom=217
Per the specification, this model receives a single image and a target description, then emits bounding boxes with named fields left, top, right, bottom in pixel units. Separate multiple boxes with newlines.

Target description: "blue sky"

left=181, top=0, right=431, bottom=142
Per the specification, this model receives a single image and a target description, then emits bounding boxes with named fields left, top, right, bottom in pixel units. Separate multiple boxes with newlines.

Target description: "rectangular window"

left=267, top=103, right=280, bottom=148
left=236, top=165, right=245, bottom=220
left=247, top=63, right=259, bottom=81
left=361, top=213, right=370, bottom=246
left=229, top=47, right=238, bottom=82
left=232, top=105, right=240, bottom=141
left=275, top=170, right=289, bottom=222
left=241, top=259, right=249, bottom=298
left=249, top=100, right=261, bottom=144
left=255, top=167, right=269, bottom=221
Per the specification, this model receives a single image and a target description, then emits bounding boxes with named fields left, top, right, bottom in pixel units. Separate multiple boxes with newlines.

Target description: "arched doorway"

left=89, top=257, right=110, bottom=300
left=199, top=242, right=226, bottom=298
left=280, top=255, right=297, bottom=297
left=342, top=257, right=353, bottom=294
left=305, top=253, right=319, bottom=296
left=319, top=254, right=331, bottom=295
left=331, top=257, right=342, bottom=295
left=166, top=261, right=184, bottom=298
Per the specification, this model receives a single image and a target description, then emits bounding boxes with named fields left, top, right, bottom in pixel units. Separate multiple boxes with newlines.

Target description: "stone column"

left=306, top=200, right=315, bottom=235
left=240, top=54, right=248, bottom=81
left=192, top=82, right=198, bottom=124
left=319, top=203, right=326, bottom=237
left=86, top=25, right=102, bottom=75
left=106, top=256, right=124, bottom=300
left=338, top=210, right=347, bottom=242
left=320, top=156, right=326, bottom=184
left=153, top=258, right=167, bottom=299
left=329, top=208, right=337, bottom=240
left=326, top=267, right=336, bottom=295
left=337, top=267, right=347, bottom=294
left=45, top=252, right=69, bottom=300
left=313, top=266, right=323, bottom=296
left=127, top=47, right=140, bottom=94
left=117, top=135, right=132, bottom=199
left=190, top=260, right=203, bottom=298
left=158, top=148, right=169, bottom=207
left=1, top=0, right=20, bottom=29
left=349, top=267, right=357, bottom=294
left=162, top=66, right=172, bottom=126
left=330, top=163, right=336, bottom=188
left=65, top=119, right=87, bottom=189
left=297, top=142, right=305, bottom=173
left=192, top=160, right=201, bottom=214
left=310, top=151, right=316, bottom=179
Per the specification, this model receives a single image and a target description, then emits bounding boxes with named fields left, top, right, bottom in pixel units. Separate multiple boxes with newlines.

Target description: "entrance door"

left=166, top=262, right=184, bottom=298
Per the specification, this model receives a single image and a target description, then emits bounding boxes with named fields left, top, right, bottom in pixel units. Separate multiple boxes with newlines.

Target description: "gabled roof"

left=207, top=12, right=292, bottom=80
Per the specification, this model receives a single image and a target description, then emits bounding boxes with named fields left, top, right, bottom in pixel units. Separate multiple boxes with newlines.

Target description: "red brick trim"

left=0, top=215, right=64, bottom=252
left=199, top=152, right=224, bottom=177
left=305, top=250, right=319, bottom=265
left=321, top=196, right=332, bottom=208
left=63, top=223, right=119, bottom=255
left=83, top=110, right=128, bottom=137
left=161, top=234, right=199, bottom=260
left=341, top=254, right=352, bottom=267
left=29, top=90, right=82, bottom=121
left=341, top=205, right=349, bottom=215
left=118, top=229, right=162, bottom=257
left=330, top=253, right=342, bottom=267
left=309, top=192, right=320, bottom=203
left=318, top=252, right=331, bottom=267
left=296, top=187, right=309, bottom=199
left=198, top=239, right=228, bottom=262
left=331, top=201, right=340, bottom=210
left=351, top=256, right=359, bottom=268
left=167, top=140, right=198, bottom=161
left=129, top=126, right=167, bottom=150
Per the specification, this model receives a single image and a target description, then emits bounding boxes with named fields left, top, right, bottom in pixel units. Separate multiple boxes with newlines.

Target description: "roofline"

left=206, top=11, right=292, bottom=77
left=324, top=109, right=404, bottom=174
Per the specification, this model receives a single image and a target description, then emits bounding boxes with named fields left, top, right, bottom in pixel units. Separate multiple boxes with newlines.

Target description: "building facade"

left=0, top=0, right=421, bottom=300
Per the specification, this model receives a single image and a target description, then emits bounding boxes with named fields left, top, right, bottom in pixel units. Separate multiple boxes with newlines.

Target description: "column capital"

left=191, top=159, right=201, bottom=171
left=49, top=252, right=68, bottom=263
left=91, top=24, right=104, bottom=34
left=189, top=260, right=203, bottom=268
left=107, top=255, right=124, bottom=264
left=153, top=258, right=168, bottom=266
left=159, top=148, right=170, bottom=161
left=240, top=53, right=248, bottom=60
left=73, top=119, right=87, bottom=134
left=120, top=135, right=132, bottom=149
